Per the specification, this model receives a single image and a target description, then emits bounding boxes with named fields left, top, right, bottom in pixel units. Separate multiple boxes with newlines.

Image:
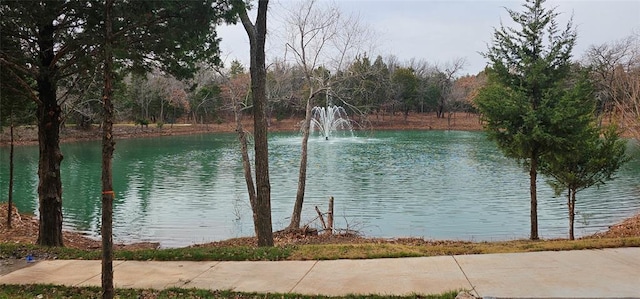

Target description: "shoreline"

left=0, top=112, right=483, bottom=147
left=1, top=202, right=639, bottom=251
left=2, top=112, right=636, bottom=147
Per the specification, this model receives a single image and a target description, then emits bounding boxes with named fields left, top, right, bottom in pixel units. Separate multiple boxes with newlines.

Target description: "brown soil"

left=0, top=203, right=158, bottom=251
left=2, top=112, right=634, bottom=147
left=2, top=203, right=640, bottom=251
left=0, top=113, right=482, bottom=147
left=191, top=230, right=479, bottom=248
left=587, top=213, right=640, bottom=239
left=196, top=211, right=640, bottom=247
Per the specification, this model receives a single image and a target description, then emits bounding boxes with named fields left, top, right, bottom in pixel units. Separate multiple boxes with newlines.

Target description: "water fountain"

left=310, top=105, right=353, bottom=139
left=2, top=131, right=639, bottom=247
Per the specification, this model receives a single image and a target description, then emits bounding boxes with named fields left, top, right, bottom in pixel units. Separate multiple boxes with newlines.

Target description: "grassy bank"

left=0, top=284, right=460, bottom=299
left=2, top=236, right=639, bottom=262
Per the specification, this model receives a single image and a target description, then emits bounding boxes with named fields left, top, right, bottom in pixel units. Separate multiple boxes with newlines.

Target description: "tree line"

left=0, top=56, right=482, bottom=129
left=2, top=5, right=638, bottom=137
left=5, top=41, right=635, bottom=141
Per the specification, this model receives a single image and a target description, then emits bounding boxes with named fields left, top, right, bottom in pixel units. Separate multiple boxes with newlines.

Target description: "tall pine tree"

left=1, top=1, right=96, bottom=246
left=476, top=0, right=576, bottom=240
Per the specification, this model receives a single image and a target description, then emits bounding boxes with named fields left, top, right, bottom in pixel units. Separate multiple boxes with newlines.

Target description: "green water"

left=1, top=131, right=638, bottom=247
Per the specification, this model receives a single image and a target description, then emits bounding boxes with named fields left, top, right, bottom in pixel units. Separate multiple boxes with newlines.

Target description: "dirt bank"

left=1, top=202, right=639, bottom=251
left=0, top=113, right=482, bottom=147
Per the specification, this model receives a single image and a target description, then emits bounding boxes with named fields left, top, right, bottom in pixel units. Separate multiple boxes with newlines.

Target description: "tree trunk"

left=101, top=1, right=116, bottom=297
left=568, top=189, right=576, bottom=240
left=36, top=21, right=64, bottom=247
left=289, top=92, right=314, bottom=230
left=315, top=206, right=326, bottom=229
left=327, top=196, right=334, bottom=235
left=529, top=152, right=539, bottom=240
left=7, top=122, right=14, bottom=229
left=234, top=103, right=258, bottom=235
left=159, top=99, right=164, bottom=125
left=239, top=0, right=273, bottom=247
left=252, top=0, right=273, bottom=247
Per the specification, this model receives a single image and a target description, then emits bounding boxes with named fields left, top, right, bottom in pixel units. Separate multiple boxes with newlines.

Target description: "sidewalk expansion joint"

left=288, top=260, right=318, bottom=293
left=451, top=255, right=479, bottom=298
left=183, top=261, right=221, bottom=287
left=75, top=260, right=124, bottom=287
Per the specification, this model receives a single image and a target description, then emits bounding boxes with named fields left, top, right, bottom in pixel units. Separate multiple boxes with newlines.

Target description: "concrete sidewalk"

left=1, top=247, right=639, bottom=298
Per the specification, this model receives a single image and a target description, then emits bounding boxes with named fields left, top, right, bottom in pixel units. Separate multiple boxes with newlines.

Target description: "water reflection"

left=0, top=131, right=638, bottom=247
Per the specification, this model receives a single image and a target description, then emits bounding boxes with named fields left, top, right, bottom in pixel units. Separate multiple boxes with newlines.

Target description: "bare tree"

left=128, top=74, right=156, bottom=121
left=277, top=0, right=372, bottom=230
left=213, top=63, right=262, bottom=242
left=145, top=73, right=189, bottom=125
left=265, top=58, right=306, bottom=120
left=435, top=58, right=466, bottom=118
left=58, top=68, right=103, bottom=130
left=220, top=71, right=251, bottom=113
left=186, top=64, right=219, bottom=124
left=585, top=34, right=640, bottom=139
left=585, top=35, right=639, bottom=116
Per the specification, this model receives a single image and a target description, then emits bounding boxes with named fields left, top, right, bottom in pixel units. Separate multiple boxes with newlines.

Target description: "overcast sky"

left=217, top=0, right=640, bottom=76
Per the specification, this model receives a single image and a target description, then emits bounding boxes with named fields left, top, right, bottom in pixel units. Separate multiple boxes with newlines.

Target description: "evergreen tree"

left=0, top=0, right=236, bottom=250
left=476, top=0, right=577, bottom=240
left=541, top=75, right=628, bottom=240
left=1, top=1, right=96, bottom=246
left=392, top=67, right=419, bottom=119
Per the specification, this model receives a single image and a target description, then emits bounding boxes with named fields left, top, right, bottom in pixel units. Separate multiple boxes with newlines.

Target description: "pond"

left=1, top=130, right=638, bottom=248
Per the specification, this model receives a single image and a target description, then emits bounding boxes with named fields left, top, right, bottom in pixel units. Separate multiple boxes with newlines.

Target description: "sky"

left=217, top=0, right=640, bottom=76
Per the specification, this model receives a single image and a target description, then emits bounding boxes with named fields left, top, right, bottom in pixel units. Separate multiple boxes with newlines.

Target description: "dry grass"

left=2, top=202, right=640, bottom=261
left=286, top=237, right=640, bottom=260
